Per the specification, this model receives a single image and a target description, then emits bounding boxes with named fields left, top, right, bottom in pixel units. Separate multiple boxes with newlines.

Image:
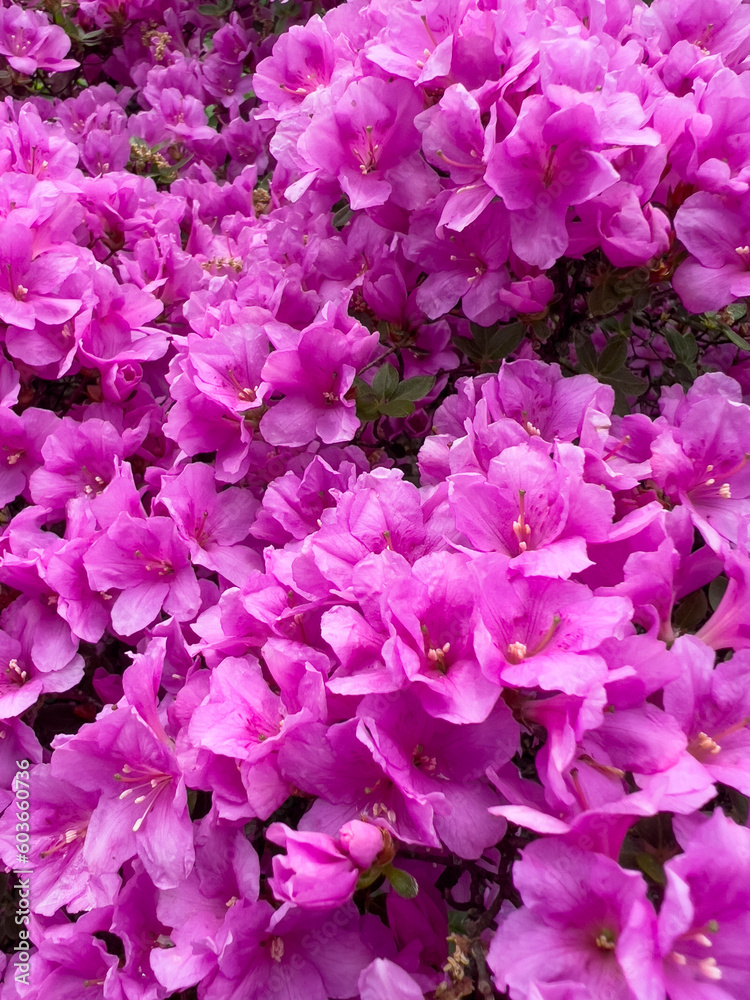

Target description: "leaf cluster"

left=353, top=364, right=435, bottom=421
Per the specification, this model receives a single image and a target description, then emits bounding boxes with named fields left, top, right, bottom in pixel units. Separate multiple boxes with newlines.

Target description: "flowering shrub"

left=0, top=0, right=749, bottom=998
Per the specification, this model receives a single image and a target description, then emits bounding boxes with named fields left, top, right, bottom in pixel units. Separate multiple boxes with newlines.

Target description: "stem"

left=357, top=346, right=397, bottom=376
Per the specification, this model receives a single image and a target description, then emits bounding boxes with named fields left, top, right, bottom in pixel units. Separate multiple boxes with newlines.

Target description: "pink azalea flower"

left=267, top=819, right=385, bottom=909
left=663, top=636, right=750, bottom=795
left=0, top=221, right=81, bottom=331
left=0, top=6, right=78, bottom=75
left=83, top=512, right=201, bottom=636
left=659, top=809, right=750, bottom=998
left=488, top=838, right=663, bottom=1000
left=50, top=640, right=195, bottom=889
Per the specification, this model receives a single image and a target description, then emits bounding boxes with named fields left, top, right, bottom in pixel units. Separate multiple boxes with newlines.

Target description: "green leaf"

left=456, top=321, right=525, bottom=367
left=597, top=337, right=628, bottom=375
left=332, top=201, right=353, bottom=231
left=587, top=281, right=622, bottom=317
left=371, top=364, right=399, bottom=400
left=378, top=399, right=415, bottom=418
left=635, top=852, right=666, bottom=885
left=728, top=788, right=749, bottom=826
left=453, top=335, right=478, bottom=358
left=391, top=375, right=435, bottom=402
left=664, top=326, right=698, bottom=364
left=383, top=865, right=418, bottom=899
left=720, top=325, right=750, bottom=352
left=673, top=588, right=708, bottom=632
left=355, top=867, right=385, bottom=891
left=530, top=318, right=551, bottom=342
left=672, top=361, right=698, bottom=388
left=352, top=377, right=380, bottom=422
left=605, top=369, right=648, bottom=396
left=708, top=575, right=728, bottom=611
left=703, top=310, right=750, bottom=350
left=723, top=302, right=748, bottom=322
left=487, top=321, right=525, bottom=359
left=575, top=335, right=598, bottom=373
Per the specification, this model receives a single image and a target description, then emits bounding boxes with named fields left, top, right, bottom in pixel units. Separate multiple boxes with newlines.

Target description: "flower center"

left=354, top=125, right=380, bottom=174
left=689, top=718, right=749, bottom=760
left=134, top=550, right=174, bottom=576
left=412, top=744, right=438, bottom=773
left=506, top=641, right=527, bottom=664
left=421, top=624, right=451, bottom=673
left=507, top=616, right=561, bottom=664
left=40, top=825, right=87, bottom=859
left=543, top=145, right=558, bottom=188
left=371, top=801, right=397, bottom=823
left=113, top=762, right=173, bottom=832
left=595, top=929, right=616, bottom=951
left=5, top=658, right=27, bottom=686
left=270, top=936, right=284, bottom=963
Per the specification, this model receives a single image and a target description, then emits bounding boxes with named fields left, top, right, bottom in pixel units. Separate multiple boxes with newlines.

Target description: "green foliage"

left=354, top=365, right=435, bottom=422
left=574, top=332, right=648, bottom=404
left=453, top=321, right=526, bottom=370
left=382, top=865, right=419, bottom=899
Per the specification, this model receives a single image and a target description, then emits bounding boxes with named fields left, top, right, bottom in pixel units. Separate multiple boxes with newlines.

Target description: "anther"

left=270, top=937, right=284, bottom=962
left=506, top=641, right=527, bottom=664
left=698, top=957, right=722, bottom=980
left=595, top=931, right=616, bottom=950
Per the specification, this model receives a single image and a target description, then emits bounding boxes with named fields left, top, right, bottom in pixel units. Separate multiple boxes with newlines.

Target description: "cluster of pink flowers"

left=0, top=0, right=749, bottom=998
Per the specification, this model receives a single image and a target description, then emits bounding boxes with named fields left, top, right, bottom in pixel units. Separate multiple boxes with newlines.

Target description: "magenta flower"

left=673, top=192, right=750, bottom=311
left=205, top=900, right=372, bottom=1000
left=663, top=636, right=750, bottom=795
left=296, top=76, right=439, bottom=211
left=152, top=817, right=260, bottom=992
left=185, top=315, right=270, bottom=418
left=0, top=6, right=78, bottom=75
left=83, top=512, right=201, bottom=636
left=50, top=641, right=195, bottom=889
left=488, top=838, right=663, bottom=1000
left=449, top=443, right=614, bottom=578
left=188, top=654, right=324, bottom=819
left=0, top=621, right=82, bottom=720
left=696, top=550, right=750, bottom=652
left=0, top=764, right=118, bottom=916
left=474, top=558, right=633, bottom=696
left=486, top=97, right=619, bottom=268
left=0, top=222, right=81, bottom=331
left=404, top=198, right=512, bottom=326
left=416, top=83, right=494, bottom=231
left=253, top=16, right=335, bottom=116
left=359, top=959, right=426, bottom=1000
left=0, top=406, right=59, bottom=507
left=267, top=820, right=385, bottom=909
left=261, top=310, right=377, bottom=447
left=659, top=809, right=750, bottom=998
left=29, top=418, right=125, bottom=511
left=377, top=551, right=501, bottom=724
left=155, top=463, right=260, bottom=586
